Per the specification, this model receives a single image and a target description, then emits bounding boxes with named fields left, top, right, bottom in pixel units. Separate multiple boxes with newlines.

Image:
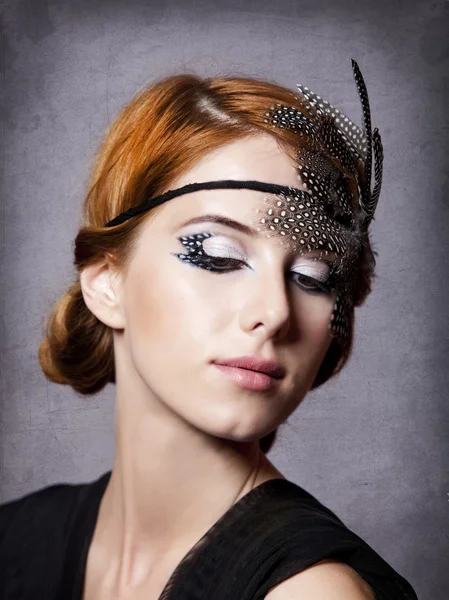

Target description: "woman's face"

left=112, top=134, right=337, bottom=441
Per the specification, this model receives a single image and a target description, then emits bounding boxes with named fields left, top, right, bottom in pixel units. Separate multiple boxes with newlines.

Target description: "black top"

left=0, top=471, right=418, bottom=600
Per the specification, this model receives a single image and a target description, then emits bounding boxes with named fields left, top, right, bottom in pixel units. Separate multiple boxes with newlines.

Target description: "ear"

left=80, top=260, right=126, bottom=330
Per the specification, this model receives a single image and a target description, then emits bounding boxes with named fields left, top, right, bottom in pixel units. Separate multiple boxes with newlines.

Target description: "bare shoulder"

left=265, top=558, right=376, bottom=599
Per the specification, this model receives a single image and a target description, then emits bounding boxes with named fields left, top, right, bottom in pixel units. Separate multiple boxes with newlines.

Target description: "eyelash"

left=173, top=235, right=335, bottom=295
left=195, top=256, right=333, bottom=294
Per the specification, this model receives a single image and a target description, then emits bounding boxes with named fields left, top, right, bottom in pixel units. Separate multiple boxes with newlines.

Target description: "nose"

left=239, top=264, right=292, bottom=340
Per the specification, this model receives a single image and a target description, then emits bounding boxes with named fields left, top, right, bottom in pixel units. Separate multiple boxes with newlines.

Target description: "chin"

left=196, top=401, right=284, bottom=444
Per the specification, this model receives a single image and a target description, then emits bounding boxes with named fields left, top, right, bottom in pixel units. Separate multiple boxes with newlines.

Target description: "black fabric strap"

left=105, top=180, right=301, bottom=227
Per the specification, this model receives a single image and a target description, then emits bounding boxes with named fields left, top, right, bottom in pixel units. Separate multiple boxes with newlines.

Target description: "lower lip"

left=213, top=364, right=281, bottom=391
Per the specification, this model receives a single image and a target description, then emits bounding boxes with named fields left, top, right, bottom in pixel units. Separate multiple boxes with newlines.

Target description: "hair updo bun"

left=38, top=73, right=377, bottom=453
left=38, top=280, right=115, bottom=395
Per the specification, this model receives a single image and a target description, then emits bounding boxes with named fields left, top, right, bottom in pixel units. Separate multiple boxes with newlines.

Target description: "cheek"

left=297, top=291, right=334, bottom=333
left=123, top=258, right=224, bottom=362
left=294, top=292, right=335, bottom=362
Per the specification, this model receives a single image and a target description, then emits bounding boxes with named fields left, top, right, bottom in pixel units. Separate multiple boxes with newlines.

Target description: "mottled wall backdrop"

left=1, top=0, right=448, bottom=597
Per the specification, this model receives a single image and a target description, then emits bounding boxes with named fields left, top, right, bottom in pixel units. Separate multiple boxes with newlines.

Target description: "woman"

left=0, top=60, right=418, bottom=599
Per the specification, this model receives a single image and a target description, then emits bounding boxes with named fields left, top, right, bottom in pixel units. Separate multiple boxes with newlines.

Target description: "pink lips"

left=214, top=356, right=286, bottom=378
left=212, top=356, right=285, bottom=391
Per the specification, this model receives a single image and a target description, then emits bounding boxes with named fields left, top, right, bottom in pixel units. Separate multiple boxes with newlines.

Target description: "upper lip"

left=213, top=356, right=286, bottom=379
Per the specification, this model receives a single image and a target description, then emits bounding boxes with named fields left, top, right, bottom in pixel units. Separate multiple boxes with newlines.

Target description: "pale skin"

left=80, top=133, right=374, bottom=599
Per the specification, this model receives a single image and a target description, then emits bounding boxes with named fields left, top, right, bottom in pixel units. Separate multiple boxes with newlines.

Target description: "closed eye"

left=173, top=251, right=335, bottom=295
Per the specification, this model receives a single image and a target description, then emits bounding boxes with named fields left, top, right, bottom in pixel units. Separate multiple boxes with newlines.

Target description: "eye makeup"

left=171, top=232, right=338, bottom=294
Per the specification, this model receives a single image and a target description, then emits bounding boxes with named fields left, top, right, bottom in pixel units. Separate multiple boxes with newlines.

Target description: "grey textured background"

left=1, top=0, right=448, bottom=597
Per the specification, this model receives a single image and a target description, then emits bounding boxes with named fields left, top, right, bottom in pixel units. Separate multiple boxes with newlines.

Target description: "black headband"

left=105, top=180, right=303, bottom=228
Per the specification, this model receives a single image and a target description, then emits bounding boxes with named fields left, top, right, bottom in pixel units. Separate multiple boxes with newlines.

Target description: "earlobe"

left=79, top=262, right=125, bottom=329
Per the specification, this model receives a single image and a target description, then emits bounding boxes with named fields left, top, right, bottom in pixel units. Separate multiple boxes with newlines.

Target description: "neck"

left=88, top=375, right=284, bottom=593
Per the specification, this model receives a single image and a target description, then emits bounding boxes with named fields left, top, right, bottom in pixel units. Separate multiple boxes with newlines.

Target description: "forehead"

left=170, top=134, right=303, bottom=191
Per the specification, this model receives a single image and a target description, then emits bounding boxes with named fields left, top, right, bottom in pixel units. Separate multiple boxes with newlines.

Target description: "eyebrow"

left=177, top=214, right=257, bottom=237
left=176, top=214, right=338, bottom=261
